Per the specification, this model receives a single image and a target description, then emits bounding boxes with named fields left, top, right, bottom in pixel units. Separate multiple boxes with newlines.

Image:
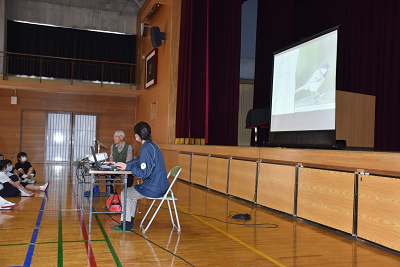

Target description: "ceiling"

left=29, top=0, right=146, bottom=16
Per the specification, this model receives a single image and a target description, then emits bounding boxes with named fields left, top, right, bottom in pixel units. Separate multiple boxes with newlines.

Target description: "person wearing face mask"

left=15, top=152, right=36, bottom=184
left=0, top=159, right=49, bottom=197
left=110, top=122, right=169, bottom=231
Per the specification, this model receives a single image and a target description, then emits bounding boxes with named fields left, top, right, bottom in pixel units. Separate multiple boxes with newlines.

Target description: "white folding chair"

left=140, top=166, right=182, bottom=233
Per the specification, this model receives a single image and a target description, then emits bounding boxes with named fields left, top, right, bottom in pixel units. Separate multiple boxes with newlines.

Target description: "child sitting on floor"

left=0, top=159, right=48, bottom=197
left=14, top=152, right=36, bottom=184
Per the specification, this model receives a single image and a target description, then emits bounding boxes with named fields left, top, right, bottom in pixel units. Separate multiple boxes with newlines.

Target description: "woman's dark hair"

left=0, top=159, right=8, bottom=171
left=134, top=122, right=152, bottom=141
left=17, top=152, right=27, bottom=159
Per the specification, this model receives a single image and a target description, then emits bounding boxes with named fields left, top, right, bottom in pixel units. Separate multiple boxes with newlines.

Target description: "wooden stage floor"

left=1, top=164, right=400, bottom=267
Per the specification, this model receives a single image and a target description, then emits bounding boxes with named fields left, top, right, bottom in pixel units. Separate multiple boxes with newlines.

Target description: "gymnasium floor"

left=1, top=164, right=400, bottom=267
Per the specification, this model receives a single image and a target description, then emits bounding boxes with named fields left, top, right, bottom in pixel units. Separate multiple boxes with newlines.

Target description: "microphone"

left=95, top=140, right=108, bottom=148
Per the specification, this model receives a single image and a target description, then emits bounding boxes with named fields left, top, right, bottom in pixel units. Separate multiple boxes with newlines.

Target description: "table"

left=88, top=170, right=131, bottom=234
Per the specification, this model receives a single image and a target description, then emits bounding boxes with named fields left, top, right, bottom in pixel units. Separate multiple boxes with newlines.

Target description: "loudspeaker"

left=150, top=26, right=165, bottom=47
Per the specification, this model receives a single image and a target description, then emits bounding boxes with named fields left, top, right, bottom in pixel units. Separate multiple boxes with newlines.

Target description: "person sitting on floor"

left=0, top=159, right=48, bottom=197
left=14, top=152, right=36, bottom=184
left=0, top=183, right=17, bottom=209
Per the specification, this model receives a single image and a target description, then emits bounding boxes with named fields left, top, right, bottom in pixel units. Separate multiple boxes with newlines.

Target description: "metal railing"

left=0, top=51, right=136, bottom=88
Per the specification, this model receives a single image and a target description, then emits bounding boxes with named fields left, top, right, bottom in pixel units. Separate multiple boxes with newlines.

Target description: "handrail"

left=0, top=51, right=136, bottom=88
left=0, top=51, right=136, bottom=66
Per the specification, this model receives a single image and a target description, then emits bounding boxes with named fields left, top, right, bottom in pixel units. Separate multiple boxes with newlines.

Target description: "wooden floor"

left=1, top=164, right=400, bottom=267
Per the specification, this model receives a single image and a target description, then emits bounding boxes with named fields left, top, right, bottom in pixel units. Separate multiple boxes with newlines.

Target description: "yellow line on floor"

left=177, top=206, right=287, bottom=267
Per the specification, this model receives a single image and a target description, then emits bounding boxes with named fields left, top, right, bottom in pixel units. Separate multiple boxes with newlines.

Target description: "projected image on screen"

left=270, top=28, right=338, bottom=147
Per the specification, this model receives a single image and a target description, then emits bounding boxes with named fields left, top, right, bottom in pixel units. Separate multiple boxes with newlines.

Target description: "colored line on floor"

left=0, top=239, right=106, bottom=247
left=58, top=179, right=63, bottom=267
left=94, top=213, right=122, bottom=267
left=177, top=205, right=287, bottom=267
left=23, top=173, right=52, bottom=267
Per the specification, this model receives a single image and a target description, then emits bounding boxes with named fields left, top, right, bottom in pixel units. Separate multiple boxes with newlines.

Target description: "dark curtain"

left=252, top=0, right=293, bottom=146
left=175, top=0, right=208, bottom=142
left=6, top=20, right=135, bottom=83
left=176, top=0, right=242, bottom=146
left=208, top=0, right=243, bottom=146
left=254, top=0, right=400, bottom=151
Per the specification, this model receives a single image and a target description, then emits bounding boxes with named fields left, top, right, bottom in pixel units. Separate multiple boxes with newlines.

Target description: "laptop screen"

left=90, top=145, right=101, bottom=170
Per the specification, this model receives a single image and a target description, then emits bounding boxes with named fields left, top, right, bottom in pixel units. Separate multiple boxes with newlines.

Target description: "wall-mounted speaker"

left=150, top=27, right=165, bottom=48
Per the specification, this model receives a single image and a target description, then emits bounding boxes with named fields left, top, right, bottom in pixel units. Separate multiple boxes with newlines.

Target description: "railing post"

left=39, top=57, right=43, bottom=83
left=101, top=63, right=104, bottom=88
left=130, top=65, right=133, bottom=89
left=71, top=60, right=74, bottom=85
left=5, top=53, right=9, bottom=80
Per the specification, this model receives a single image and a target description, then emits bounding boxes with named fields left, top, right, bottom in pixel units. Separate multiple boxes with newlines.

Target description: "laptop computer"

left=90, top=146, right=120, bottom=171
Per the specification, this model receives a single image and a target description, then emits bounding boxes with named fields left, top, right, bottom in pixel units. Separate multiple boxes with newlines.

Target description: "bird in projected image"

left=295, top=62, right=330, bottom=95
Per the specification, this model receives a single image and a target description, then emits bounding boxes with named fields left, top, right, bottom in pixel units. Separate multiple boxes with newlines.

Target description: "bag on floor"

left=106, top=194, right=122, bottom=212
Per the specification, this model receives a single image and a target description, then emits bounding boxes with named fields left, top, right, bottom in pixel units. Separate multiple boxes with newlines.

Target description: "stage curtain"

left=207, top=0, right=243, bottom=146
left=175, top=0, right=207, bottom=144
left=176, top=0, right=243, bottom=146
left=254, top=0, right=400, bottom=151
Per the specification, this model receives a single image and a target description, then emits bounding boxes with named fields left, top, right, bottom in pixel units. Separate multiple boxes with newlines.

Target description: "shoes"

left=40, top=181, right=49, bottom=192
left=84, top=185, right=100, bottom=196
left=0, top=203, right=18, bottom=209
left=23, top=178, right=37, bottom=184
left=21, top=191, right=35, bottom=197
left=22, top=174, right=28, bottom=178
left=111, top=222, right=133, bottom=231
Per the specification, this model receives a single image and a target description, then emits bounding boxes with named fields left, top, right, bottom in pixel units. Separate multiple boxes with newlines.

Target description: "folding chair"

left=140, top=166, right=182, bottom=233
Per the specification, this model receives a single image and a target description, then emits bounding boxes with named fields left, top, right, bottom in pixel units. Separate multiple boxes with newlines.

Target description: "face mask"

left=21, top=157, right=27, bottom=162
left=6, top=166, right=13, bottom=172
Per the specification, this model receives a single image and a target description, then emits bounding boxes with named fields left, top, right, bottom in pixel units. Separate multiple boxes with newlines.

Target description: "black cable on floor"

left=137, top=203, right=279, bottom=229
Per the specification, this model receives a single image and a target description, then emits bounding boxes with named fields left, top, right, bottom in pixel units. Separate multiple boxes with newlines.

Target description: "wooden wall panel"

left=297, top=168, right=354, bottom=234
left=135, top=0, right=173, bottom=145
left=0, top=88, right=137, bottom=163
left=191, top=155, right=208, bottom=187
left=358, top=174, right=400, bottom=251
left=97, top=113, right=121, bottom=157
left=207, top=157, right=229, bottom=194
left=228, top=159, right=257, bottom=201
left=162, top=149, right=178, bottom=174
left=177, top=153, right=191, bottom=182
left=21, top=111, right=46, bottom=163
left=257, top=163, right=296, bottom=215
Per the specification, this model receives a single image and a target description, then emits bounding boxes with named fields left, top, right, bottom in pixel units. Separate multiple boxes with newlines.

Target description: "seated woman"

left=0, top=159, right=48, bottom=197
left=15, top=152, right=36, bottom=184
left=111, top=122, right=169, bottom=231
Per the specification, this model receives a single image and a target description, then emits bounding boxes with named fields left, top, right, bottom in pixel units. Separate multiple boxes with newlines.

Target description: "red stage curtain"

left=176, top=0, right=243, bottom=146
